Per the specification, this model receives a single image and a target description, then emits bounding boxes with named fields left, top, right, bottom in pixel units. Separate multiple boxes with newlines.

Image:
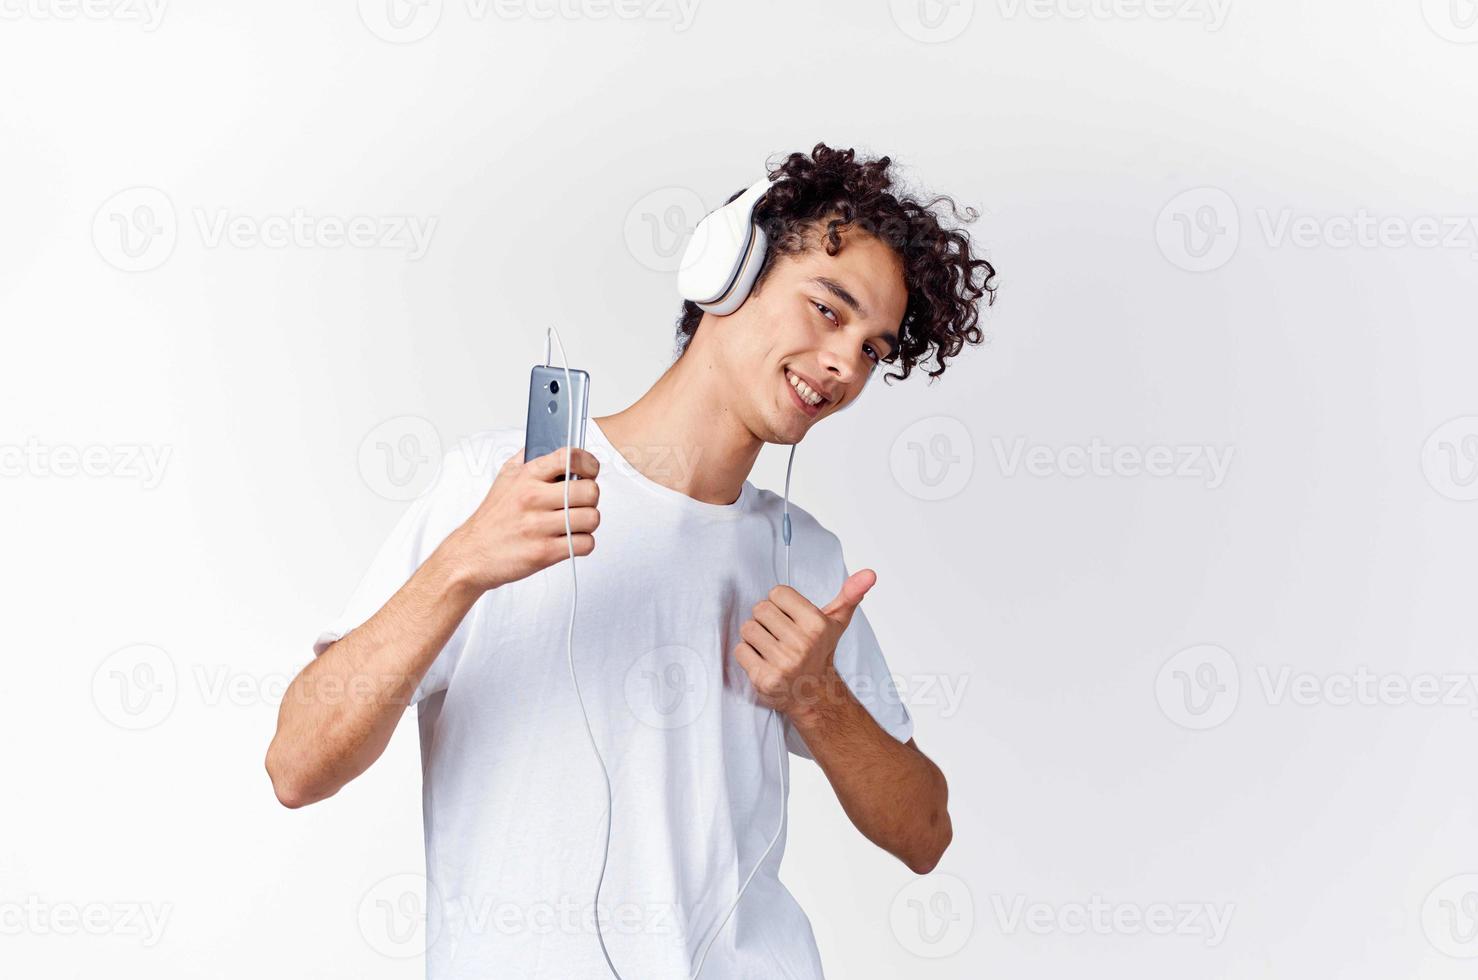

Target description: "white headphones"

left=676, top=172, right=879, bottom=394
left=676, top=176, right=781, bottom=316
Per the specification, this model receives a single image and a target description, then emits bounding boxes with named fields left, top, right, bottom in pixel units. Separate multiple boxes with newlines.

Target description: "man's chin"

left=764, top=409, right=813, bottom=446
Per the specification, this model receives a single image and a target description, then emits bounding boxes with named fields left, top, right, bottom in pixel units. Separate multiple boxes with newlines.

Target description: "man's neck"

left=594, top=349, right=762, bottom=507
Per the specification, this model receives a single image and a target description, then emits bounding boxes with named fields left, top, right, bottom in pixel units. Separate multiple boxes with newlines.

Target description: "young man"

left=266, top=143, right=997, bottom=979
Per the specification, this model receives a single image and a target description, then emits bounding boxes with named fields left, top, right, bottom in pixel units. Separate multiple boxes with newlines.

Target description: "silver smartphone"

left=524, top=364, right=590, bottom=477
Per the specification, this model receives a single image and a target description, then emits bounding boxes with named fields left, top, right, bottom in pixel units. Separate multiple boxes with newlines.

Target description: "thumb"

left=820, top=568, right=877, bottom=627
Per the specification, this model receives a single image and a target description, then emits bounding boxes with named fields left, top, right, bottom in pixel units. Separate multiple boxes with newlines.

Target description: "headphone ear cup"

left=676, top=176, right=777, bottom=314
left=696, top=223, right=769, bottom=316
left=676, top=210, right=743, bottom=307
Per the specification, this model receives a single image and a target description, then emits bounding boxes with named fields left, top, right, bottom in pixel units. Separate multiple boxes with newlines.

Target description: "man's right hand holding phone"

left=445, top=445, right=602, bottom=595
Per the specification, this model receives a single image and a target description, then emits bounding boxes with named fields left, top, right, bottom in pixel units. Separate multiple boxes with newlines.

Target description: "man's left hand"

left=732, top=569, right=877, bottom=719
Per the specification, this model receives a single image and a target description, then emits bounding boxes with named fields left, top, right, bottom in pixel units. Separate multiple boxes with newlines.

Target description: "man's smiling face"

left=702, top=222, right=909, bottom=445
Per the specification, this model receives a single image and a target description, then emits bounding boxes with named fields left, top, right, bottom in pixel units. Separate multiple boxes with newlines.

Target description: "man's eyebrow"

left=809, top=276, right=899, bottom=354
left=810, top=276, right=870, bottom=320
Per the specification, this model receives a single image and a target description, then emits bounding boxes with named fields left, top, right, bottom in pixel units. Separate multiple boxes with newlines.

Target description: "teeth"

left=787, top=370, right=824, bottom=407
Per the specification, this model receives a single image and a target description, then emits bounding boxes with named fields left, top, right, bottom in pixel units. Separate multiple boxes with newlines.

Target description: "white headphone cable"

left=547, top=326, right=625, bottom=980
left=552, top=323, right=795, bottom=980
left=689, top=443, right=796, bottom=978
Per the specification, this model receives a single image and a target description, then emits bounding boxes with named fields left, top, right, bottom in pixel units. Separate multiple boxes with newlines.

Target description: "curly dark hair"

left=674, top=143, right=997, bottom=382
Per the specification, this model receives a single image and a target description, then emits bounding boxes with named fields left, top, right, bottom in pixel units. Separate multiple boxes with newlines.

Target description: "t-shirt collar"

left=587, top=417, right=754, bottom=518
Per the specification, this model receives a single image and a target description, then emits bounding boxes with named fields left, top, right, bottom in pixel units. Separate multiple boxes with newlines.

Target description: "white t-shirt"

left=314, top=418, right=913, bottom=979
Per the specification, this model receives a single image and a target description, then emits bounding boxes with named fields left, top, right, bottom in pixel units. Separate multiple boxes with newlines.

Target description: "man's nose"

left=817, top=339, right=866, bottom=387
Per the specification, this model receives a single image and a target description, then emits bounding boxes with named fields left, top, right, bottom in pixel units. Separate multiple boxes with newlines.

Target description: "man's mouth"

left=784, top=368, right=832, bottom=415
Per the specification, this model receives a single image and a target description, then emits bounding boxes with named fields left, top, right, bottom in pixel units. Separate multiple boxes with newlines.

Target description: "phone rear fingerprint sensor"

left=547, top=400, right=558, bottom=414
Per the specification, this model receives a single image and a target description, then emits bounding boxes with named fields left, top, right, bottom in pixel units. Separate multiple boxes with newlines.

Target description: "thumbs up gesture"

left=732, top=569, right=878, bottom=719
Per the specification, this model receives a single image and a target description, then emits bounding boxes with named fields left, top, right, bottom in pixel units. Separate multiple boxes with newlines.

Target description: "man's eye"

left=863, top=344, right=880, bottom=364
left=812, top=300, right=838, bottom=323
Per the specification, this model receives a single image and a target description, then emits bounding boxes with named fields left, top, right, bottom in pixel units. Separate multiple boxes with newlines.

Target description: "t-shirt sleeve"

left=785, top=533, right=914, bottom=760
left=312, top=443, right=493, bottom=706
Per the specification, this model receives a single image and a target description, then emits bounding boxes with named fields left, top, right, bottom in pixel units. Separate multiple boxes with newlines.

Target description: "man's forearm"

left=789, top=669, right=952, bottom=874
left=265, top=541, right=480, bottom=808
left=266, top=445, right=604, bottom=810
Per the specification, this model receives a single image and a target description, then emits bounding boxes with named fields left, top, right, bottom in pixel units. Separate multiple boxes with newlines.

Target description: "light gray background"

left=3, top=1, right=1477, bottom=977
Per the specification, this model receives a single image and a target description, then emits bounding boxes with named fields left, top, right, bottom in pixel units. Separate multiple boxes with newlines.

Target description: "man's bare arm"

left=264, top=446, right=601, bottom=808
left=732, top=568, right=952, bottom=873
left=265, top=546, right=481, bottom=808
left=790, top=684, right=951, bottom=873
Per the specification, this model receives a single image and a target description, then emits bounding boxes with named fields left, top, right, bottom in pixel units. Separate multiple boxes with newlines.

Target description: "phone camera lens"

left=549, top=379, right=560, bottom=395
